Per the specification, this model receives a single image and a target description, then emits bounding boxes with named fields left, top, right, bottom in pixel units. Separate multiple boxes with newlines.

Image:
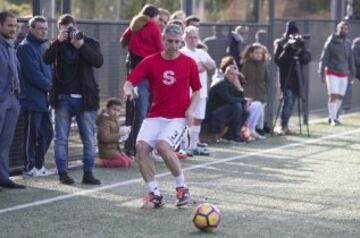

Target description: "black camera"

left=287, top=34, right=305, bottom=51
left=67, top=27, right=84, bottom=41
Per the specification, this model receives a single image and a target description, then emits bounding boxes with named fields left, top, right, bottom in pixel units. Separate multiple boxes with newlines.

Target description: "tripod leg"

left=306, top=121, right=310, bottom=137
left=297, top=97, right=302, bottom=135
left=271, top=97, right=284, bottom=136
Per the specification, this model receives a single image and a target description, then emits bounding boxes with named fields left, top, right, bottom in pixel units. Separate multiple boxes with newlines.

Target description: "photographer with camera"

left=274, top=20, right=311, bottom=135
left=43, top=14, right=103, bottom=185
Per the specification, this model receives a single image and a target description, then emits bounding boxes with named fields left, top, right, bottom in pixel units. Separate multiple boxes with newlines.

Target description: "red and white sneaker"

left=141, top=193, right=165, bottom=210
left=175, top=151, right=188, bottom=160
left=175, top=187, right=191, bottom=207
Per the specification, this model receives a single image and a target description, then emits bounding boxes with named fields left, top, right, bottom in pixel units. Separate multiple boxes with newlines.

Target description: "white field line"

left=1, top=127, right=360, bottom=215
left=308, top=110, right=360, bottom=124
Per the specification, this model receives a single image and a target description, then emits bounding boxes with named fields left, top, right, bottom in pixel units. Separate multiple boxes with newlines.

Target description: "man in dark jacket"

left=274, top=20, right=311, bottom=135
left=17, top=16, right=53, bottom=177
left=226, top=25, right=249, bottom=69
left=43, top=14, right=103, bottom=185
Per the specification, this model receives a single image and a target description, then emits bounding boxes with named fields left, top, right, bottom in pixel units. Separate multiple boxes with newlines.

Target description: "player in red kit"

left=123, top=24, right=201, bottom=209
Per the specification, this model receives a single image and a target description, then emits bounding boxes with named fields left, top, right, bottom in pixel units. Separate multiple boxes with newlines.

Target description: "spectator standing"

left=43, top=14, right=103, bottom=185
left=17, top=16, right=54, bottom=177
left=169, top=10, right=186, bottom=24
left=185, top=16, right=200, bottom=27
left=203, top=25, right=229, bottom=67
left=0, top=11, right=25, bottom=189
left=319, top=21, right=355, bottom=126
left=158, top=8, right=170, bottom=32
left=123, top=24, right=201, bottom=209
left=227, top=25, right=249, bottom=69
left=14, top=19, right=30, bottom=48
left=274, top=20, right=311, bottom=135
left=180, top=26, right=215, bottom=155
left=342, top=36, right=360, bottom=112
left=352, top=37, right=360, bottom=81
left=120, top=4, right=164, bottom=157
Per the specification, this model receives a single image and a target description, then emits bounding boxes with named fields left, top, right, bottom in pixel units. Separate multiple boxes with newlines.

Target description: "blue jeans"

left=54, top=95, right=96, bottom=173
left=281, top=89, right=296, bottom=129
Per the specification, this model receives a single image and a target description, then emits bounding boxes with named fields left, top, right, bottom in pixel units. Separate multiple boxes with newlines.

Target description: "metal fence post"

left=181, top=0, right=194, bottom=16
left=32, top=0, right=41, bottom=16
left=267, top=0, right=276, bottom=128
left=61, top=0, right=71, bottom=14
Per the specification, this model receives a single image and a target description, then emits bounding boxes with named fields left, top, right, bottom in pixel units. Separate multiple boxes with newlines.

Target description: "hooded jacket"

left=319, top=34, right=355, bottom=78
left=121, top=15, right=164, bottom=58
left=274, top=35, right=312, bottom=93
left=96, top=109, right=121, bottom=159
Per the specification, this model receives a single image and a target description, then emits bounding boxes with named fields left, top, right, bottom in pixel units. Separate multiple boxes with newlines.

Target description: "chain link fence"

left=10, top=18, right=360, bottom=173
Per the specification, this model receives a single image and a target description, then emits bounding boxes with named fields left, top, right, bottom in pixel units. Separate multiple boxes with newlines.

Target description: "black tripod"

left=272, top=55, right=310, bottom=137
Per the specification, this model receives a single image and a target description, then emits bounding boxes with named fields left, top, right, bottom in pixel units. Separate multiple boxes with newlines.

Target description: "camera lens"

left=68, top=27, right=84, bottom=40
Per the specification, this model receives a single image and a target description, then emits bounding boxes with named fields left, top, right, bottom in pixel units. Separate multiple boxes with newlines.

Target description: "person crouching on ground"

left=96, top=98, right=132, bottom=168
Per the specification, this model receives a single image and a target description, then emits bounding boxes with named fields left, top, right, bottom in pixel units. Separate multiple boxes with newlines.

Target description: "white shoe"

left=330, top=120, right=336, bottom=127
left=38, top=167, right=54, bottom=176
left=24, top=167, right=41, bottom=177
left=150, top=150, right=163, bottom=162
left=251, top=132, right=266, bottom=140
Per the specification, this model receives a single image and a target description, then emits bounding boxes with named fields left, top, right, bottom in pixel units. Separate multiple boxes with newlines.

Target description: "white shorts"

left=192, top=97, right=207, bottom=120
left=136, top=117, right=188, bottom=149
left=325, top=74, right=348, bottom=96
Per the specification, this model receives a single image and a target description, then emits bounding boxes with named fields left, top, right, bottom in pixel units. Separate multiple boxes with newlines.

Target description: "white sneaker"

left=251, top=132, right=266, bottom=140
left=330, top=119, right=336, bottom=127
left=38, top=167, right=54, bottom=176
left=24, top=167, right=41, bottom=177
left=150, top=150, right=163, bottom=162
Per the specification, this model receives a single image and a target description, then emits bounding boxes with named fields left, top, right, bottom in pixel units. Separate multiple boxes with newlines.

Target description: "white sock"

left=175, top=174, right=186, bottom=188
left=190, top=125, right=201, bottom=150
left=328, top=102, right=337, bottom=120
left=335, top=100, right=342, bottom=118
left=146, top=181, right=160, bottom=196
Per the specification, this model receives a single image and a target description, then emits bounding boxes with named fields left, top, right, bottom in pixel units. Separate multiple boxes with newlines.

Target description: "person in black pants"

left=0, top=11, right=26, bottom=189
left=206, top=56, right=248, bottom=142
left=17, top=16, right=54, bottom=177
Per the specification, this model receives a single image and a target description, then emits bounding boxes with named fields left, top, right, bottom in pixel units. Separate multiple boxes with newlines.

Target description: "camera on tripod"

left=67, top=26, right=84, bottom=41
left=286, top=34, right=305, bottom=52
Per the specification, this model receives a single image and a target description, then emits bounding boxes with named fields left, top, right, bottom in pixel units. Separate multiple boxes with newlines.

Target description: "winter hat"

left=285, top=20, right=299, bottom=36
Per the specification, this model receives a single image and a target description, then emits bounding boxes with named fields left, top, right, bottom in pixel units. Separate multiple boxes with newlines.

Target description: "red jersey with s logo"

left=129, top=53, right=201, bottom=118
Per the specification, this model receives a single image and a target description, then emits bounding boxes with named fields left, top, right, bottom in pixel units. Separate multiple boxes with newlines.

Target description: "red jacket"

left=121, top=15, right=164, bottom=58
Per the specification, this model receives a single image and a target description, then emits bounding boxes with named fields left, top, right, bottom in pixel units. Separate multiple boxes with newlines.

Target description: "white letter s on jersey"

left=162, top=70, right=176, bottom=85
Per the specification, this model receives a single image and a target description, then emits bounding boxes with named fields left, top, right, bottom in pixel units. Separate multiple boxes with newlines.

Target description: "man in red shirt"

left=123, top=24, right=201, bottom=209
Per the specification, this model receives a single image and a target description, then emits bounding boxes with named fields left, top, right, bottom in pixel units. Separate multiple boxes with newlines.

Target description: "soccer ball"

left=192, top=203, right=221, bottom=232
